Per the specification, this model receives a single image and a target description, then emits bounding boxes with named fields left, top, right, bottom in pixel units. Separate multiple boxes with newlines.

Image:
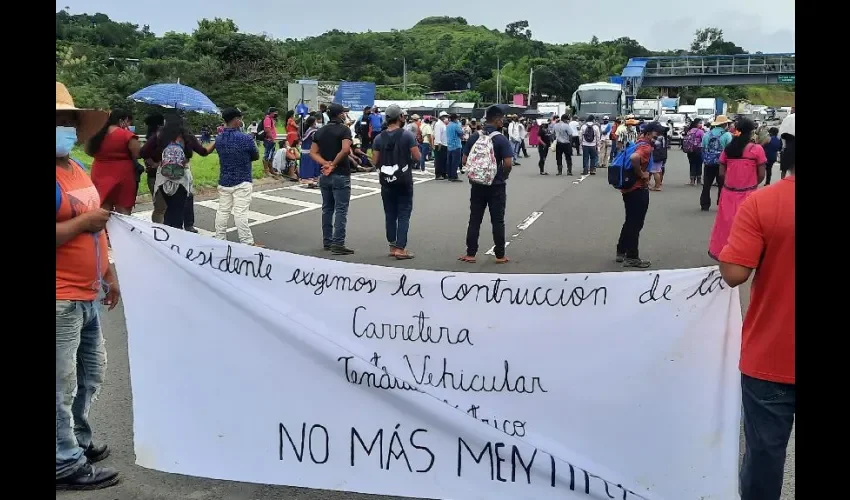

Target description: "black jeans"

left=538, top=145, right=549, bottom=173
left=555, top=142, right=573, bottom=174
left=161, top=186, right=189, bottom=229
left=616, top=188, right=650, bottom=259
left=571, top=136, right=580, bottom=155
left=381, top=187, right=413, bottom=249
left=687, top=151, right=703, bottom=179
left=434, top=146, right=448, bottom=179
left=184, top=193, right=195, bottom=228
left=740, top=374, right=795, bottom=500
left=465, top=183, right=507, bottom=258
left=701, top=164, right=724, bottom=210
left=765, top=160, right=775, bottom=185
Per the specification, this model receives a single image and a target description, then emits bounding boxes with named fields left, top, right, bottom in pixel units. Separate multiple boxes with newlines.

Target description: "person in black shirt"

left=459, top=104, right=514, bottom=264
left=310, top=103, right=355, bottom=255
left=373, top=104, right=421, bottom=259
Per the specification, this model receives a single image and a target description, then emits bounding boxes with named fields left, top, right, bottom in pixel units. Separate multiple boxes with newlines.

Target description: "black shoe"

left=184, top=226, right=199, bottom=233
left=567, top=172, right=574, bottom=176
left=84, top=443, right=110, bottom=463
left=700, top=207, right=709, bottom=212
left=540, top=172, right=549, bottom=175
left=330, top=245, right=355, bottom=255
left=56, top=463, right=120, bottom=491
left=323, top=245, right=331, bottom=251
left=556, top=172, right=563, bottom=176
left=615, top=253, right=625, bottom=263
left=582, top=171, right=589, bottom=176
left=449, top=178, right=463, bottom=182
left=623, top=258, right=651, bottom=269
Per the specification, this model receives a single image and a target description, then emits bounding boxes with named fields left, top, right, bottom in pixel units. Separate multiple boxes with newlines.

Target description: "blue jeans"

left=447, top=148, right=461, bottom=179
left=56, top=300, right=107, bottom=479
left=381, top=187, right=413, bottom=249
left=510, top=139, right=521, bottom=161
left=740, top=374, right=795, bottom=500
left=319, top=174, right=351, bottom=247
left=582, top=145, right=598, bottom=174
left=419, top=143, right=431, bottom=170
left=263, top=140, right=276, bottom=161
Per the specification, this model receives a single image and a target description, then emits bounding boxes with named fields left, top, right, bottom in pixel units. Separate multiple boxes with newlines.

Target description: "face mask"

left=56, top=126, right=77, bottom=157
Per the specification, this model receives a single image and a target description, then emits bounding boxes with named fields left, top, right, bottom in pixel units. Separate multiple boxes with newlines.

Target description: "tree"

left=505, top=20, right=532, bottom=40
left=690, top=28, right=724, bottom=54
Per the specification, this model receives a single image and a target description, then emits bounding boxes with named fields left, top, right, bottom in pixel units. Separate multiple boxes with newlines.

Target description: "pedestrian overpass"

left=619, top=53, right=795, bottom=97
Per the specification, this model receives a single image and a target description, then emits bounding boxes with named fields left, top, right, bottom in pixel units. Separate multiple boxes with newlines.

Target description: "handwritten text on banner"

left=108, top=215, right=742, bottom=500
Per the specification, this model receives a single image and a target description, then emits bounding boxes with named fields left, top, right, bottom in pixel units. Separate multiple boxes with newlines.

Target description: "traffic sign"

left=778, top=75, right=795, bottom=83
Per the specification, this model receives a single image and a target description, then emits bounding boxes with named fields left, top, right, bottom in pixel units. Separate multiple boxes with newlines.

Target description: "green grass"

left=68, top=127, right=290, bottom=196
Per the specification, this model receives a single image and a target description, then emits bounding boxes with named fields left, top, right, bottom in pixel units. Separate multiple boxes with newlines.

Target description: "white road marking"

left=131, top=169, right=436, bottom=234
left=572, top=174, right=590, bottom=184
left=484, top=211, right=544, bottom=256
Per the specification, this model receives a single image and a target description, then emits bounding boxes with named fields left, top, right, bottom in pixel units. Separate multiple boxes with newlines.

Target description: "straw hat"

left=56, top=82, right=109, bottom=144
left=711, top=114, right=732, bottom=126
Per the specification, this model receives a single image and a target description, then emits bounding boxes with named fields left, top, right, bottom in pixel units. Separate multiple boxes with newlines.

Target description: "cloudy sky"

left=62, top=0, right=795, bottom=53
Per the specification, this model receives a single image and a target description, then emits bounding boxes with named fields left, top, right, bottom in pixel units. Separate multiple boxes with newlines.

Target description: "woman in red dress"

left=86, top=109, right=141, bottom=214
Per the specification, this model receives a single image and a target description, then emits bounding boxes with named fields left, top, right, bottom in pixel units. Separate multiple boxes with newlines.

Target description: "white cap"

left=778, top=112, right=795, bottom=139
left=603, top=115, right=609, bottom=120
left=438, top=111, right=448, bottom=118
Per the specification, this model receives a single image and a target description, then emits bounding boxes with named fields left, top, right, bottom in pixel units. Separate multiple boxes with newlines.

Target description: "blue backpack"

left=702, top=134, right=723, bottom=166
left=56, top=158, right=88, bottom=214
left=608, top=140, right=645, bottom=190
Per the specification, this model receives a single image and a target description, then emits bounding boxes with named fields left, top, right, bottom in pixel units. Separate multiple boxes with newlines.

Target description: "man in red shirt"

left=719, top=132, right=795, bottom=500
left=56, top=82, right=122, bottom=490
left=615, top=121, right=665, bottom=269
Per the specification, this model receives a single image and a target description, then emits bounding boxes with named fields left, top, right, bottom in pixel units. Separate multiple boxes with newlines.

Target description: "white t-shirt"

left=580, top=123, right=600, bottom=147
left=247, top=124, right=258, bottom=134
left=569, top=120, right=580, bottom=137
left=433, top=119, right=448, bottom=146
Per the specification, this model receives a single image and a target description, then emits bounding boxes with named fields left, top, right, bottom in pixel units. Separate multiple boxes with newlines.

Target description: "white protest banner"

left=108, top=215, right=743, bottom=500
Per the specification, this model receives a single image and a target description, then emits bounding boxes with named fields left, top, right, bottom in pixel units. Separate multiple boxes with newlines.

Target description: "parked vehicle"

left=632, top=98, right=660, bottom=120
left=571, top=82, right=625, bottom=120
left=660, top=113, right=687, bottom=144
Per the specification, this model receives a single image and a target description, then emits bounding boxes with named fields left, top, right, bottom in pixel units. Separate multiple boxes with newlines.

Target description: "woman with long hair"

left=152, top=119, right=203, bottom=229
left=707, top=117, right=767, bottom=260
left=86, top=108, right=141, bottom=214
left=682, top=118, right=704, bottom=185
left=141, top=113, right=166, bottom=223
left=537, top=122, right=552, bottom=175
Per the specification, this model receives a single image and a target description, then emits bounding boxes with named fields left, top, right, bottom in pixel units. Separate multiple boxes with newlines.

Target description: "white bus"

left=571, top=82, right=625, bottom=120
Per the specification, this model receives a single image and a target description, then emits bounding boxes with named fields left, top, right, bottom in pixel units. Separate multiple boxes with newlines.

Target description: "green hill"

left=56, top=11, right=793, bottom=121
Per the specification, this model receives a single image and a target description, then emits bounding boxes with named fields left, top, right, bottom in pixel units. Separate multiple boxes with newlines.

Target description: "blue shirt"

left=446, top=121, right=463, bottom=150
left=215, top=128, right=258, bottom=187
left=368, top=113, right=383, bottom=135
left=763, top=136, right=782, bottom=163
left=463, top=125, right=513, bottom=185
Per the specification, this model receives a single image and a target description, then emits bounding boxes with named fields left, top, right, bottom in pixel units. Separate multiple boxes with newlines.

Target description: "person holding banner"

left=719, top=127, right=795, bottom=500
left=56, top=82, right=121, bottom=490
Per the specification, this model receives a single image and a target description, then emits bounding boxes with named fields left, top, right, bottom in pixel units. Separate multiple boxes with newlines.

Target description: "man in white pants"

left=211, top=108, right=260, bottom=245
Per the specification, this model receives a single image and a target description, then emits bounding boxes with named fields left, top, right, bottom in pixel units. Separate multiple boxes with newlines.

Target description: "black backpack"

left=582, top=124, right=596, bottom=143
left=377, top=129, right=413, bottom=188
left=256, top=117, right=267, bottom=141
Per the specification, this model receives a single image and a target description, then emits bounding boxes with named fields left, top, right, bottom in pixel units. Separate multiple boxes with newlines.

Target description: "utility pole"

left=403, top=57, right=407, bottom=94
left=527, top=67, right=534, bottom=107
left=496, top=57, right=501, bottom=104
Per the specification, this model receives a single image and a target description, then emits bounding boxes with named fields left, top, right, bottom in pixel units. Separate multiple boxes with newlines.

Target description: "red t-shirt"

left=719, top=176, right=795, bottom=384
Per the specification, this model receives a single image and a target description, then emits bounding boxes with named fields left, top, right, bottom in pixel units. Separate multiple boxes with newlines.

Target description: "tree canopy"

left=56, top=12, right=793, bottom=125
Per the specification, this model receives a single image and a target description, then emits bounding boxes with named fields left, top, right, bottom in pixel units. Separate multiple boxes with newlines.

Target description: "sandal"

left=395, top=250, right=415, bottom=260
left=495, top=256, right=511, bottom=264
left=457, top=255, right=476, bottom=263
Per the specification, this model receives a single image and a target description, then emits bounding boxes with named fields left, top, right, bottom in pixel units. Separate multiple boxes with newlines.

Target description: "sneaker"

left=623, top=258, right=651, bottom=269
left=84, top=443, right=110, bottom=463
left=615, top=253, right=625, bottom=263
left=330, top=245, right=355, bottom=255
left=56, top=463, right=120, bottom=491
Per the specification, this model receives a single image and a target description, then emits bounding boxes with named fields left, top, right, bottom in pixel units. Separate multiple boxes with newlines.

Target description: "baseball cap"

left=642, top=121, right=667, bottom=135
left=603, top=115, right=609, bottom=120
left=385, top=104, right=404, bottom=121
left=221, top=107, right=243, bottom=123
left=438, top=111, right=448, bottom=118
left=328, top=103, right=348, bottom=118
left=484, top=104, right=510, bottom=120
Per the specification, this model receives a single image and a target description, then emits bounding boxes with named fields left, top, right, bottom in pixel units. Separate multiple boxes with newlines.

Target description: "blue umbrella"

left=128, top=83, right=220, bottom=114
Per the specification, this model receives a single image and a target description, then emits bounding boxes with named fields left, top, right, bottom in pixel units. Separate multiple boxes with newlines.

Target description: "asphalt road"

left=57, top=147, right=794, bottom=500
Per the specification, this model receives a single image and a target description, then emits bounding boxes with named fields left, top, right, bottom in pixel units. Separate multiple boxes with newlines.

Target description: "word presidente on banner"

left=278, top=421, right=649, bottom=500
